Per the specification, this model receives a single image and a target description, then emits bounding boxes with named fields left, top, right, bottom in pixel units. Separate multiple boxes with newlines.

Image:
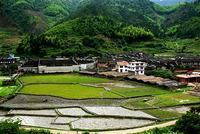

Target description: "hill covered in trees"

left=17, top=16, right=154, bottom=57
left=0, top=0, right=200, bottom=57
left=0, top=0, right=82, bottom=33
left=69, top=0, right=165, bottom=36
left=164, top=0, right=200, bottom=38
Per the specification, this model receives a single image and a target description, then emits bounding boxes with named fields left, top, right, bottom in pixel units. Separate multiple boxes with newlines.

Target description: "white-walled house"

left=19, top=59, right=96, bottom=74
left=116, top=61, right=147, bottom=75
left=117, top=61, right=129, bottom=73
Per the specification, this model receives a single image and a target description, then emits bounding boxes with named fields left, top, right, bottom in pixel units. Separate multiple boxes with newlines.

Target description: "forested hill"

left=69, top=0, right=164, bottom=36
left=0, top=0, right=82, bottom=33
left=164, top=0, right=200, bottom=38
left=0, top=0, right=200, bottom=57
left=0, top=0, right=200, bottom=37
left=17, top=16, right=154, bottom=57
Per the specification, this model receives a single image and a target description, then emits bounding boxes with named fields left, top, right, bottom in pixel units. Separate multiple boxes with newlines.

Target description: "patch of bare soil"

left=164, top=106, right=191, bottom=114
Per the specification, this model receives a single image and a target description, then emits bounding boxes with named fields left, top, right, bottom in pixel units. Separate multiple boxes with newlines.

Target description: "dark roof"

left=77, top=60, right=94, bottom=64
left=39, top=59, right=76, bottom=66
left=22, top=60, right=38, bottom=67
left=0, top=58, right=16, bottom=64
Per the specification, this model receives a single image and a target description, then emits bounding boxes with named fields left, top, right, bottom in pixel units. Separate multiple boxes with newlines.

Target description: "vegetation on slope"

left=0, top=15, right=21, bottom=57
left=17, top=16, right=154, bottom=57
left=131, top=38, right=200, bottom=56
left=0, top=0, right=200, bottom=57
left=69, top=0, right=164, bottom=36
left=164, top=0, right=200, bottom=38
left=142, top=107, right=200, bottom=134
left=0, top=0, right=82, bottom=33
left=0, top=120, right=51, bottom=134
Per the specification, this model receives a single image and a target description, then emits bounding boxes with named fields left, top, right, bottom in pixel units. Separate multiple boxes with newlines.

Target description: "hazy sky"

left=150, top=0, right=194, bottom=6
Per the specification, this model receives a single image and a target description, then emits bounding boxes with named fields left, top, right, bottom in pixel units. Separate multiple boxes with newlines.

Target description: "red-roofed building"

left=176, top=72, right=200, bottom=84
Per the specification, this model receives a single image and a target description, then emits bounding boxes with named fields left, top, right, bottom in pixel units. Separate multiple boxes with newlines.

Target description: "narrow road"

left=23, top=120, right=177, bottom=134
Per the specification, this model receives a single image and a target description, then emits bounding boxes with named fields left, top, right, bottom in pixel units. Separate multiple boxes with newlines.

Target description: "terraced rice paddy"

left=1, top=74, right=198, bottom=131
left=122, top=93, right=200, bottom=109
left=53, top=117, right=79, bottom=124
left=57, top=108, right=92, bottom=116
left=0, top=77, right=18, bottom=98
left=12, top=116, right=69, bottom=130
left=0, top=107, right=157, bottom=131
left=8, top=109, right=57, bottom=116
left=0, top=86, right=17, bottom=97
left=19, top=74, right=170, bottom=99
left=20, top=74, right=109, bottom=85
left=71, top=117, right=154, bottom=130
left=21, top=84, right=120, bottom=99
left=84, top=106, right=157, bottom=119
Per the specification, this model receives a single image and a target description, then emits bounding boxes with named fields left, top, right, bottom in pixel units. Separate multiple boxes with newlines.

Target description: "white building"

left=19, top=59, right=96, bottom=74
left=117, top=61, right=147, bottom=75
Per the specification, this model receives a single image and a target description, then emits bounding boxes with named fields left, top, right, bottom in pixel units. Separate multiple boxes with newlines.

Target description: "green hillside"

left=0, top=0, right=199, bottom=57
left=17, top=16, right=154, bottom=57
left=164, top=0, right=200, bottom=38
left=69, top=0, right=165, bottom=36
left=0, top=0, right=82, bottom=33
left=0, top=16, right=21, bottom=56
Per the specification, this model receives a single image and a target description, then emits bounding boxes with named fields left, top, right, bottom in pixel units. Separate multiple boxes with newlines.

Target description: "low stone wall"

left=19, top=67, right=38, bottom=73
left=20, top=62, right=96, bottom=74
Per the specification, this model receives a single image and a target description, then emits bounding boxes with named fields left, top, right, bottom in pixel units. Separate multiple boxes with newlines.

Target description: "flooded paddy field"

left=12, top=116, right=70, bottom=130
left=84, top=106, right=157, bottom=119
left=53, top=117, right=79, bottom=125
left=71, top=117, right=155, bottom=131
left=57, top=108, right=92, bottom=116
left=0, top=74, right=198, bottom=131
left=0, top=105, right=158, bottom=131
left=8, top=109, right=57, bottom=116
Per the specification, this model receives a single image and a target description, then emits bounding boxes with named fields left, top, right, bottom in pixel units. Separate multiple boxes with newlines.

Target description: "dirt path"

left=23, top=120, right=177, bottom=134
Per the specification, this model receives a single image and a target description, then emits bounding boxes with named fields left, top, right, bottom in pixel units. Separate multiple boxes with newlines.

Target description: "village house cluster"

left=18, top=58, right=147, bottom=75
left=1, top=53, right=200, bottom=84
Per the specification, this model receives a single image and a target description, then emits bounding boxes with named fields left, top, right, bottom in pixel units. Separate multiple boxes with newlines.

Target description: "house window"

left=136, top=67, right=139, bottom=69
left=141, top=71, right=143, bottom=74
left=120, top=69, right=123, bottom=72
left=141, top=67, right=144, bottom=69
left=141, top=63, right=143, bottom=66
left=136, top=64, right=139, bottom=66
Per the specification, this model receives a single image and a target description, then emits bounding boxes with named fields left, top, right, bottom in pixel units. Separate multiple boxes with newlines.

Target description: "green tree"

left=146, top=68, right=175, bottom=79
left=174, top=108, right=200, bottom=134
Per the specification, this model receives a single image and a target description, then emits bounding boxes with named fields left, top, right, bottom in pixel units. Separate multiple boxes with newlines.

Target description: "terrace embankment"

left=0, top=94, right=123, bottom=109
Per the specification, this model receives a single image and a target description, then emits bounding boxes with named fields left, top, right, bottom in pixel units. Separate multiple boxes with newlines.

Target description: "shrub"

left=146, top=68, right=175, bottom=79
left=0, top=119, right=21, bottom=134
left=174, top=108, right=200, bottom=134
left=0, top=120, right=51, bottom=134
left=143, top=126, right=181, bottom=134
